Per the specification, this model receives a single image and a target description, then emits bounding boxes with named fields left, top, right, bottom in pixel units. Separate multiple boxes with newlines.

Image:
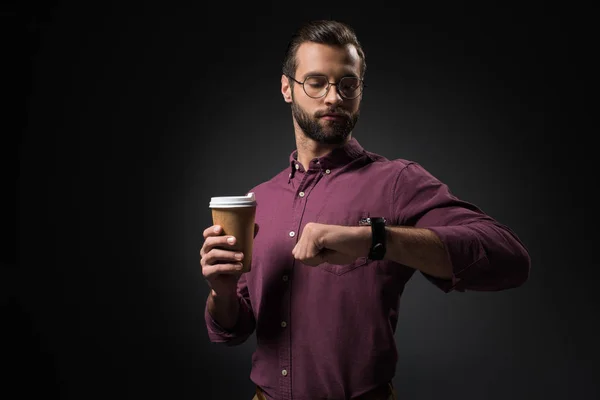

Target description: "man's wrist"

left=358, top=217, right=387, bottom=260
left=207, top=288, right=240, bottom=331
left=210, top=288, right=238, bottom=304
left=357, top=226, right=373, bottom=258
left=339, top=225, right=373, bottom=259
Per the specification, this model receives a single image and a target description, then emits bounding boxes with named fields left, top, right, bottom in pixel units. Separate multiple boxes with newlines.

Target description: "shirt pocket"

left=313, top=209, right=371, bottom=276
left=319, top=256, right=369, bottom=276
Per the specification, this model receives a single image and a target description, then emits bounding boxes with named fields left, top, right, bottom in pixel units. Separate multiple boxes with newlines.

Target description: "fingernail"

left=235, top=253, right=243, bottom=259
left=227, top=237, right=235, bottom=244
left=214, top=226, right=220, bottom=233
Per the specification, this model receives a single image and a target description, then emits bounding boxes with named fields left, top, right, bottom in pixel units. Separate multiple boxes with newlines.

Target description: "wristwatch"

left=358, top=217, right=387, bottom=260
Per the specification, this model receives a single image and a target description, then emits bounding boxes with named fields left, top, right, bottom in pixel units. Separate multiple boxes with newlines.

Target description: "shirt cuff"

left=422, top=225, right=490, bottom=292
left=204, top=296, right=255, bottom=345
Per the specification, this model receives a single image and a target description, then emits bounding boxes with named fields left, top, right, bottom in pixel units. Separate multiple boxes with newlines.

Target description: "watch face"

left=358, top=217, right=387, bottom=226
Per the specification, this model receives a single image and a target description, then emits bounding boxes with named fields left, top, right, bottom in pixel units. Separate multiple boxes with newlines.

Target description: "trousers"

left=251, top=382, right=396, bottom=400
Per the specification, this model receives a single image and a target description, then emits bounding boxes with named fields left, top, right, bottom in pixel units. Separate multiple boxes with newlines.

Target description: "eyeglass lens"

left=303, top=76, right=362, bottom=99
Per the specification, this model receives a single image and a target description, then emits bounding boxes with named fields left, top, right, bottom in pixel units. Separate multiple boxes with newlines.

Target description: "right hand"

left=200, top=225, right=246, bottom=298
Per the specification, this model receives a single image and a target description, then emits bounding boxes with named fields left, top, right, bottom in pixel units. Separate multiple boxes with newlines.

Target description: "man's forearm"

left=384, top=226, right=453, bottom=278
left=323, top=225, right=453, bottom=279
left=207, top=290, right=240, bottom=330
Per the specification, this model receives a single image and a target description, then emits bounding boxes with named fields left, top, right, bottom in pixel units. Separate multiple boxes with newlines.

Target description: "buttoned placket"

left=279, top=161, right=305, bottom=399
left=279, top=160, right=331, bottom=399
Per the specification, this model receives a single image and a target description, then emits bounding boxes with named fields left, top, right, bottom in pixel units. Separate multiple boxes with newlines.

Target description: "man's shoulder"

left=360, top=149, right=441, bottom=184
left=363, top=149, right=416, bottom=172
left=364, top=149, right=445, bottom=187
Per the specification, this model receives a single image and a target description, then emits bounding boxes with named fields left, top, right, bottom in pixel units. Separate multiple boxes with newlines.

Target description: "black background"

left=6, top=1, right=596, bottom=399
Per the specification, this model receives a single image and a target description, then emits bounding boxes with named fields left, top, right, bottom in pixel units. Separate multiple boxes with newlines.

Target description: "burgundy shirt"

left=204, top=138, right=530, bottom=399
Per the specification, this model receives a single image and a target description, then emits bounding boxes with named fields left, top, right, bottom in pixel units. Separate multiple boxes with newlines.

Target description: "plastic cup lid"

left=209, top=192, right=256, bottom=208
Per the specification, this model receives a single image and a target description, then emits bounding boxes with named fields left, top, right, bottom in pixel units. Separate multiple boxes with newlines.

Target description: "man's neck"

left=294, top=130, right=352, bottom=170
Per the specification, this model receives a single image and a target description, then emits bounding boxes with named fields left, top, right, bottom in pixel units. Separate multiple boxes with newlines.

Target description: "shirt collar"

left=288, top=137, right=366, bottom=177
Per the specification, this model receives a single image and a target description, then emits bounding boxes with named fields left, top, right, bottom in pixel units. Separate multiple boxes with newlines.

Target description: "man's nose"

left=324, top=84, right=343, bottom=106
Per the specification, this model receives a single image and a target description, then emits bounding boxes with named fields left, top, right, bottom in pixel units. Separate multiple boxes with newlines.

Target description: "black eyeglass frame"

left=285, top=74, right=367, bottom=100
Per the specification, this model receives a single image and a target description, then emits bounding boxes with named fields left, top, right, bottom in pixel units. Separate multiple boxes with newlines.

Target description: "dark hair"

left=282, top=20, right=366, bottom=79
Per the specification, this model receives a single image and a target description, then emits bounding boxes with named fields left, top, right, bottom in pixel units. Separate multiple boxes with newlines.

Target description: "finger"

left=203, top=225, right=223, bottom=239
left=203, top=248, right=244, bottom=266
left=293, top=247, right=317, bottom=265
left=292, top=246, right=305, bottom=261
left=203, top=262, right=244, bottom=278
left=300, top=255, right=322, bottom=267
left=201, top=235, right=237, bottom=258
left=205, top=235, right=237, bottom=248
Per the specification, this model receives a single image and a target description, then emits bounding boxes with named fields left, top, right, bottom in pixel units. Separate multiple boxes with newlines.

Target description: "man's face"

left=281, top=42, right=363, bottom=145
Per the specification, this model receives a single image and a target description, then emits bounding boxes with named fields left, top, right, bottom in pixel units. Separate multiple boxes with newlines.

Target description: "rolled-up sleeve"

left=204, top=273, right=256, bottom=345
left=394, top=162, right=531, bottom=292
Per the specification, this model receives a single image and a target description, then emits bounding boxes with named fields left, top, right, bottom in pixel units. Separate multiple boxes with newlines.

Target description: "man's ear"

left=281, top=74, right=292, bottom=104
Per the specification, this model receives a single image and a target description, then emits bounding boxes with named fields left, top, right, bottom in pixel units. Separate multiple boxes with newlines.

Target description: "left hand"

left=292, top=222, right=366, bottom=266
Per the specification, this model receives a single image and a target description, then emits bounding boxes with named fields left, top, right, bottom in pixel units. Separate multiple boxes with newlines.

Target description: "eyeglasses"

left=285, top=74, right=366, bottom=100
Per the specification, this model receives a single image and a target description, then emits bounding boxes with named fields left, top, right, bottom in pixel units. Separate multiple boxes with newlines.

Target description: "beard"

left=291, top=99, right=359, bottom=145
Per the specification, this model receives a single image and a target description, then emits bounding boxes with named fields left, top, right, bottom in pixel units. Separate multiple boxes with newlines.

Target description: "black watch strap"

left=359, top=217, right=387, bottom=260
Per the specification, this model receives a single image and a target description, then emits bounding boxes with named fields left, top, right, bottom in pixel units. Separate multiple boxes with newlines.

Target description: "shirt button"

left=282, top=275, right=289, bottom=282
left=289, top=231, right=295, bottom=237
left=281, top=321, right=287, bottom=328
left=295, top=164, right=299, bottom=170
left=299, top=191, right=305, bottom=197
left=325, top=169, right=331, bottom=174
left=282, top=369, right=288, bottom=376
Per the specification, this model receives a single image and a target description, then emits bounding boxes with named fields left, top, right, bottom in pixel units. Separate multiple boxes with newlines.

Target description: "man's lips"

left=319, top=114, right=346, bottom=120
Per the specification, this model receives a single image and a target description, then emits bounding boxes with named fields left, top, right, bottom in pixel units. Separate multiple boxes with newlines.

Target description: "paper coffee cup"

left=209, top=193, right=256, bottom=273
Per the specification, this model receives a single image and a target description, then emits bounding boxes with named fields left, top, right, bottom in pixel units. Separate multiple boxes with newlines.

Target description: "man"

left=200, top=20, right=531, bottom=400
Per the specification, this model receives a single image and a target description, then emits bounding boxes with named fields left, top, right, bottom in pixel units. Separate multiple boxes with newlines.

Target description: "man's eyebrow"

left=300, top=71, right=359, bottom=80
left=300, top=71, right=326, bottom=79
